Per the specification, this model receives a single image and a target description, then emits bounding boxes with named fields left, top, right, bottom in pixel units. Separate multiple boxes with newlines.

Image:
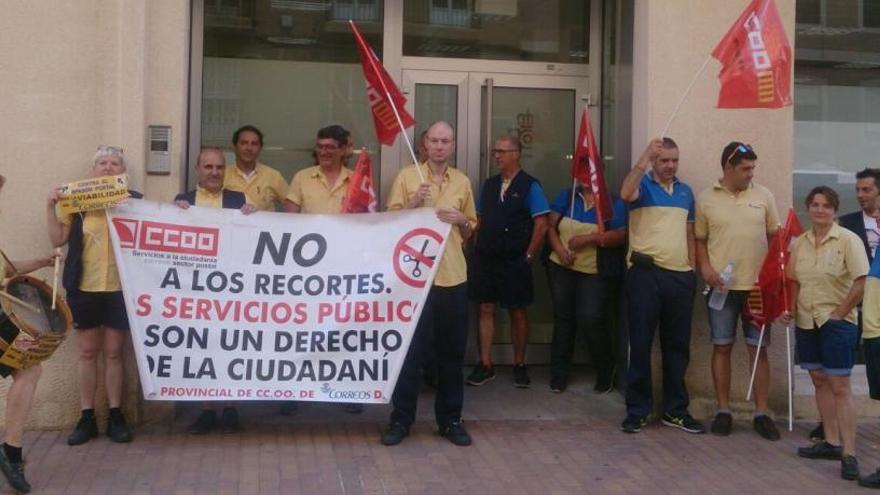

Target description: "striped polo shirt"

left=627, top=172, right=695, bottom=272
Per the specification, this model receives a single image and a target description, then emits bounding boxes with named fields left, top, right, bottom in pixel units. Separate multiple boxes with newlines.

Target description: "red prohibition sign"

left=393, top=228, right=444, bottom=288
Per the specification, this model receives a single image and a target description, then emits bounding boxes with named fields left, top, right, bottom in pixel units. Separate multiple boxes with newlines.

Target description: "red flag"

left=350, top=21, right=415, bottom=146
left=342, top=149, right=378, bottom=214
left=571, top=109, right=613, bottom=234
left=711, top=0, right=792, bottom=109
left=747, top=208, right=804, bottom=326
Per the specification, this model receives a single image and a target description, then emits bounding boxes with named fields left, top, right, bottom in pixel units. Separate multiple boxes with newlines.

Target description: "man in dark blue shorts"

left=466, top=135, right=549, bottom=388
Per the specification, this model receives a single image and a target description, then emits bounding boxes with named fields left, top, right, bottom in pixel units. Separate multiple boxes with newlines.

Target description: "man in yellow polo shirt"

left=619, top=137, right=703, bottom=435
left=223, top=125, right=289, bottom=211
left=380, top=121, right=477, bottom=448
left=695, top=142, right=780, bottom=441
left=174, top=148, right=255, bottom=435
left=281, top=124, right=365, bottom=416
left=283, top=125, right=354, bottom=214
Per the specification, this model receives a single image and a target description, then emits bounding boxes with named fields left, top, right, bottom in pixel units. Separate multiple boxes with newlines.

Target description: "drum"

left=0, top=275, right=72, bottom=370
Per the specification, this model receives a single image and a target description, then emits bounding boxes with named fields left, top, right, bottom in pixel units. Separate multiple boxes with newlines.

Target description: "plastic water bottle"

left=708, top=261, right=735, bottom=310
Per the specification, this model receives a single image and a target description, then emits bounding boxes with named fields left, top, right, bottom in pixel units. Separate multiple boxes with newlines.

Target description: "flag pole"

left=746, top=324, right=766, bottom=401
left=659, top=55, right=712, bottom=138
left=349, top=20, right=424, bottom=183
left=786, top=323, right=793, bottom=431
left=569, top=178, right=577, bottom=220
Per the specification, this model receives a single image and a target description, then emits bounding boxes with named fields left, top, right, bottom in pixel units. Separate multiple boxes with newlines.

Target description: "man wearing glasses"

left=466, top=135, right=549, bottom=388
left=282, top=124, right=365, bottom=415
left=695, top=142, right=780, bottom=441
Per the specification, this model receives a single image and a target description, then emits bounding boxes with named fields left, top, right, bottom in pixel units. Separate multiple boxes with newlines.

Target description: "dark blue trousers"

left=391, top=284, right=468, bottom=428
left=624, top=266, right=696, bottom=418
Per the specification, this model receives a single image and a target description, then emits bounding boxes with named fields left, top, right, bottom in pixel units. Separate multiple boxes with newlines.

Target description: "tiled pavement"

left=5, top=366, right=880, bottom=494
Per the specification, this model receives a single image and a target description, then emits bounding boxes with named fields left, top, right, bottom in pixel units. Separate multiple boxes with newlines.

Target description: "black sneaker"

left=380, top=422, right=409, bottom=446
left=710, top=412, right=733, bottom=436
left=797, top=441, right=842, bottom=460
left=843, top=455, right=860, bottom=481
left=188, top=410, right=217, bottom=435
left=620, top=414, right=647, bottom=433
left=513, top=364, right=530, bottom=388
left=661, top=413, right=706, bottom=434
left=220, top=407, right=241, bottom=434
left=107, top=413, right=133, bottom=443
left=466, top=365, right=496, bottom=386
left=67, top=415, right=98, bottom=446
left=439, top=421, right=472, bottom=446
left=594, top=369, right=615, bottom=394
left=550, top=376, right=567, bottom=393
left=753, top=415, right=781, bottom=441
left=279, top=402, right=298, bottom=416
left=809, top=422, right=825, bottom=442
left=0, top=449, right=30, bottom=493
left=859, top=468, right=880, bottom=488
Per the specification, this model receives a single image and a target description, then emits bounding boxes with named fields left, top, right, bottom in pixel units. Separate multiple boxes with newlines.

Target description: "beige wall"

left=0, top=0, right=188, bottom=429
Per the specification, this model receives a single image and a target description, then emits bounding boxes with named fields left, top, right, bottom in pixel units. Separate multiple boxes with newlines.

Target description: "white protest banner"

left=107, top=199, right=450, bottom=403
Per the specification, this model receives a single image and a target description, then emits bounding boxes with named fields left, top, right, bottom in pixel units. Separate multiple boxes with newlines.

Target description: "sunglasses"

left=723, top=143, right=753, bottom=165
left=97, top=145, right=124, bottom=153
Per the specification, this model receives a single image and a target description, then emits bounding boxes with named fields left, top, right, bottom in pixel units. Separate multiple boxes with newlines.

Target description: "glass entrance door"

left=402, top=69, right=591, bottom=363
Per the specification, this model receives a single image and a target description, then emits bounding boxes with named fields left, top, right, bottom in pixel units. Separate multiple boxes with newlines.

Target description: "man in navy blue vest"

left=466, top=135, right=549, bottom=388
left=174, top=148, right=255, bottom=434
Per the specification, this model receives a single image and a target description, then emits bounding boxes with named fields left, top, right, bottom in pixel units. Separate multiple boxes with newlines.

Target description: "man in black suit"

left=839, top=168, right=880, bottom=263
left=175, top=148, right=256, bottom=433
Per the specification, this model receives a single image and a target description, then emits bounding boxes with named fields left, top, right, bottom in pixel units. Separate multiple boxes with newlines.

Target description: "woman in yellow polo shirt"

left=46, top=146, right=141, bottom=446
left=786, top=186, right=869, bottom=481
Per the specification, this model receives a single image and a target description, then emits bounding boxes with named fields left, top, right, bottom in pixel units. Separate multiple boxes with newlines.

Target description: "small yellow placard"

left=57, top=175, right=130, bottom=215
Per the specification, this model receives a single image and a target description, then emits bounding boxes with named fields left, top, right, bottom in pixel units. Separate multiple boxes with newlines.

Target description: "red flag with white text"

left=571, top=109, right=613, bottom=234
left=747, top=208, right=804, bottom=326
left=711, top=0, right=792, bottom=109
left=350, top=21, right=415, bottom=145
left=342, top=149, right=378, bottom=214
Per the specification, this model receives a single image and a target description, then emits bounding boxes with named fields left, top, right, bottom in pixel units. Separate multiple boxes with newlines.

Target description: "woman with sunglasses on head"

left=784, top=186, right=869, bottom=481
left=45, top=145, right=142, bottom=446
left=0, top=174, right=62, bottom=493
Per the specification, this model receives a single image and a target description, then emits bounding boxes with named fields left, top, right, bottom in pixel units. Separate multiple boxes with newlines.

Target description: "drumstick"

left=52, top=249, right=60, bottom=310
left=0, top=290, right=42, bottom=313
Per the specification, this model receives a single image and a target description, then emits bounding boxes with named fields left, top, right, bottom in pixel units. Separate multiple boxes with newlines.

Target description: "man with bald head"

left=175, top=148, right=255, bottom=434
left=381, top=121, right=478, bottom=447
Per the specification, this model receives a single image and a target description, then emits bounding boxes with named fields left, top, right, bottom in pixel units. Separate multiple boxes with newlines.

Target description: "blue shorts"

left=706, top=289, right=768, bottom=347
left=796, top=319, right=858, bottom=376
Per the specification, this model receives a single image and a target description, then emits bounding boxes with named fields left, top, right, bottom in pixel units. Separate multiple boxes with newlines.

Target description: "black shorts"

left=865, top=337, right=880, bottom=400
left=67, top=290, right=130, bottom=331
left=468, top=252, right=533, bottom=309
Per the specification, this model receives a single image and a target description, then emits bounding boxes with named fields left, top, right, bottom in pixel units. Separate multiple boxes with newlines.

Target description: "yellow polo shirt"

left=286, top=165, right=353, bottom=214
left=59, top=210, right=120, bottom=292
left=195, top=186, right=223, bottom=209
left=864, top=277, right=880, bottom=340
left=386, top=163, right=477, bottom=287
left=695, top=182, right=779, bottom=290
left=223, top=162, right=287, bottom=211
left=791, top=223, right=870, bottom=329
left=627, top=173, right=695, bottom=272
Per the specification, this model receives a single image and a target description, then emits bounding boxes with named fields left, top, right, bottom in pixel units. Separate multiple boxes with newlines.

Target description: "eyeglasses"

left=315, top=144, right=341, bottom=151
left=492, top=149, right=519, bottom=154
left=723, top=143, right=753, bottom=164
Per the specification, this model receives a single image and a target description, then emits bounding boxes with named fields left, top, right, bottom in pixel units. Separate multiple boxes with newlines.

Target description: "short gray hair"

left=94, top=145, right=125, bottom=166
